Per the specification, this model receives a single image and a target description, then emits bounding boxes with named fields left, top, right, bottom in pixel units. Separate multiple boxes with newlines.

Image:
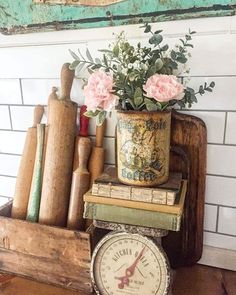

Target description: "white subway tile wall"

left=204, top=204, right=218, bottom=232
left=0, top=106, right=11, bottom=129
left=0, top=16, right=236, bottom=264
left=225, top=112, right=236, bottom=144
left=218, top=207, right=236, bottom=236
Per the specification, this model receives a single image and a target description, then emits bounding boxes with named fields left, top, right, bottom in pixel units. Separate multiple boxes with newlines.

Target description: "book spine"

left=83, top=202, right=181, bottom=231
left=92, top=184, right=176, bottom=205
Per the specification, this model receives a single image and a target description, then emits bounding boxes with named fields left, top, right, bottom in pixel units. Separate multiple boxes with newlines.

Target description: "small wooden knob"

left=32, top=105, right=44, bottom=127
left=47, top=87, right=58, bottom=125
left=60, top=63, right=75, bottom=100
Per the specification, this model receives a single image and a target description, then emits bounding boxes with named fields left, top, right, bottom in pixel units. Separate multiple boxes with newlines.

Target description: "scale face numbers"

left=91, top=232, right=170, bottom=295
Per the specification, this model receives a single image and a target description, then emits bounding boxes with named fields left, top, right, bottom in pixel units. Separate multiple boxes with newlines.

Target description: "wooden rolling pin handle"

left=79, top=105, right=90, bottom=137
left=95, top=119, right=106, bottom=148
left=47, top=87, right=58, bottom=125
left=78, top=137, right=92, bottom=173
left=60, top=63, right=75, bottom=100
left=32, top=105, right=44, bottom=128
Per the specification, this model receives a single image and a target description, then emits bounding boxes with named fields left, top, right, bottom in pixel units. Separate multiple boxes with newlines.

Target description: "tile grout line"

left=216, top=205, right=220, bottom=233
left=181, top=109, right=236, bottom=112
left=205, top=202, right=236, bottom=210
left=0, top=174, right=16, bottom=178
left=0, top=195, right=11, bottom=199
left=0, top=104, right=47, bottom=107
left=7, top=105, right=13, bottom=130
left=19, top=78, right=24, bottom=105
left=0, top=129, right=26, bottom=133
left=207, top=142, right=236, bottom=147
left=207, top=173, right=236, bottom=179
left=223, top=111, right=228, bottom=144
left=0, top=152, right=22, bottom=156
left=204, top=229, right=236, bottom=238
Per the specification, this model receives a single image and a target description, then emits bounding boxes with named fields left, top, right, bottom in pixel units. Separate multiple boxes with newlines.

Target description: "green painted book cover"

left=83, top=203, right=181, bottom=231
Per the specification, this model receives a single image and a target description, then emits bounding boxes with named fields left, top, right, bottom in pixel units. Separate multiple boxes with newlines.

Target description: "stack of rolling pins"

left=11, top=63, right=107, bottom=230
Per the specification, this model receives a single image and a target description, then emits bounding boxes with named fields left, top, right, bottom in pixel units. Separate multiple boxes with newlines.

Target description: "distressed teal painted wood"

left=0, top=0, right=235, bottom=34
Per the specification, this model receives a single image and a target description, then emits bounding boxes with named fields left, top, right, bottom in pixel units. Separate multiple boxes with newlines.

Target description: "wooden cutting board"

left=162, top=110, right=207, bottom=268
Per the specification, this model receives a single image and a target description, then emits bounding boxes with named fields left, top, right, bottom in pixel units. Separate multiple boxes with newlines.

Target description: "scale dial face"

left=91, top=232, right=170, bottom=295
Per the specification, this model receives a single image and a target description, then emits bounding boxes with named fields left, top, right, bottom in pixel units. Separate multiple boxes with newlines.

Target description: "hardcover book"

left=83, top=180, right=187, bottom=231
left=92, top=167, right=182, bottom=205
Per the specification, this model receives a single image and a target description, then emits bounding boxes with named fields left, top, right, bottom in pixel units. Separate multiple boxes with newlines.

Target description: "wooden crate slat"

left=0, top=248, right=92, bottom=293
left=0, top=202, right=93, bottom=293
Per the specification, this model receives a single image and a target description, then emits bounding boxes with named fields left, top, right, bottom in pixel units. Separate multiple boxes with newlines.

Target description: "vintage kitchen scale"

left=91, top=231, right=171, bottom=295
left=86, top=177, right=188, bottom=295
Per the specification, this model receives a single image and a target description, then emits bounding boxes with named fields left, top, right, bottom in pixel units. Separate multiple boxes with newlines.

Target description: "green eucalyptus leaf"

left=186, top=87, right=195, bottom=93
left=128, top=71, right=139, bottom=82
left=185, top=43, right=194, bottom=48
left=87, top=67, right=94, bottom=74
left=134, top=96, right=143, bottom=108
left=75, top=62, right=86, bottom=72
left=99, top=49, right=113, bottom=54
left=84, top=110, right=100, bottom=118
left=103, top=54, right=108, bottom=67
left=144, top=25, right=151, bottom=33
left=69, top=49, right=80, bottom=60
left=69, top=60, right=80, bottom=70
left=177, top=100, right=186, bottom=108
left=149, top=34, right=163, bottom=45
left=191, top=93, right=198, bottom=102
left=154, top=30, right=163, bottom=34
left=168, top=60, right=178, bottom=70
left=86, top=48, right=93, bottom=62
left=161, top=44, right=169, bottom=51
left=147, top=65, right=156, bottom=77
left=95, top=58, right=102, bottom=64
left=146, top=102, right=158, bottom=111
left=144, top=98, right=160, bottom=111
left=171, top=50, right=177, bottom=60
left=210, top=81, right=215, bottom=88
left=176, top=55, right=188, bottom=63
left=113, top=44, right=119, bottom=57
left=155, top=58, right=163, bottom=71
left=96, top=111, right=107, bottom=126
left=134, top=87, right=143, bottom=107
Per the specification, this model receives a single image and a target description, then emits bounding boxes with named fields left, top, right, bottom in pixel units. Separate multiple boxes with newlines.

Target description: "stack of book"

left=83, top=167, right=187, bottom=231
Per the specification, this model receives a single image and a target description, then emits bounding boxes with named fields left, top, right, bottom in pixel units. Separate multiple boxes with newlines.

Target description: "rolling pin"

left=26, top=123, right=45, bottom=222
left=11, top=105, right=44, bottom=220
left=39, top=63, right=77, bottom=227
left=73, top=105, right=90, bottom=171
left=88, top=119, right=106, bottom=185
left=67, top=136, right=92, bottom=230
left=42, top=87, right=58, bottom=175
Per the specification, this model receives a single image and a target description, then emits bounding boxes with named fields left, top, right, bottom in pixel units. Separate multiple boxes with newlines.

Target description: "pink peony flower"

left=83, top=70, right=117, bottom=112
left=143, top=74, right=184, bottom=103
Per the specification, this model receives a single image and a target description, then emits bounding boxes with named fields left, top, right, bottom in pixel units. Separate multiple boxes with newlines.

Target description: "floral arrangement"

left=69, top=23, right=215, bottom=125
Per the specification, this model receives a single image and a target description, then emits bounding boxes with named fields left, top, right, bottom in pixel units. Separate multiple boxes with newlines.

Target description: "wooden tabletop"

left=1, top=264, right=236, bottom=295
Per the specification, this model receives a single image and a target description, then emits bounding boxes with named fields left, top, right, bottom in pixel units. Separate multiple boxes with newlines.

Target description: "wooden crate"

left=0, top=201, right=93, bottom=294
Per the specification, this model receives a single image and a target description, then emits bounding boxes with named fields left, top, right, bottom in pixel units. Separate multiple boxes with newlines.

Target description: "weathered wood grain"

left=0, top=1, right=235, bottom=35
left=39, top=64, right=77, bottom=227
left=162, top=110, right=207, bottom=268
left=0, top=203, right=92, bottom=293
left=11, top=105, right=44, bottom=220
